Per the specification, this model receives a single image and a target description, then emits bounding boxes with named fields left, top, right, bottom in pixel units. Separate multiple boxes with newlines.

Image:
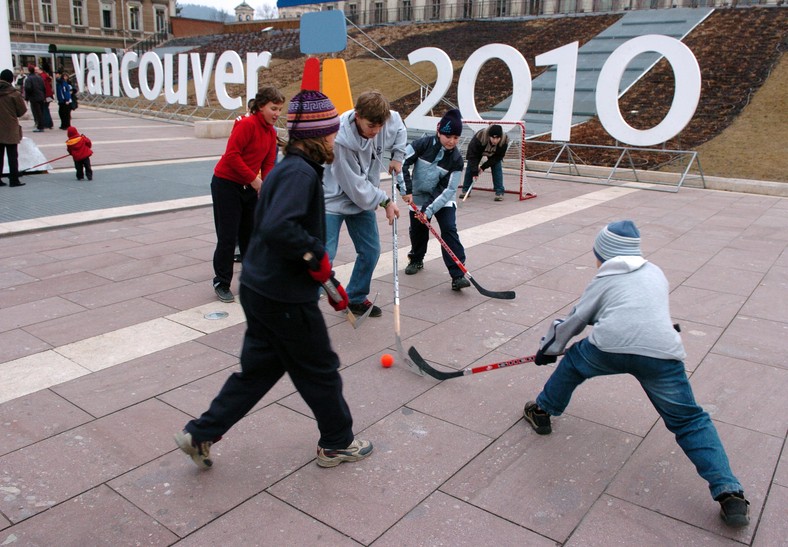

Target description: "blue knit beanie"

left=437, top=109, right=463, bottom=136
left=593, top=220, right=641, bottom=262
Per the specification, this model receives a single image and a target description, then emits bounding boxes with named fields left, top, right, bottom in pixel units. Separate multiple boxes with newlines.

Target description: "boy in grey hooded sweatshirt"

left=323, top=91, right=406, bottom=318
left=523, top=220, right=750, bottom=528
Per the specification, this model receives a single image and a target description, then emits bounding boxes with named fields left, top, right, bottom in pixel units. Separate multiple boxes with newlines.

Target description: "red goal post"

left=460, top=120, right=536, bottom=201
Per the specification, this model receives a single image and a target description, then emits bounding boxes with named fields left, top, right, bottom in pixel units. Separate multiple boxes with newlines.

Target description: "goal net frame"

left=460, top=120, right=536, bottom=201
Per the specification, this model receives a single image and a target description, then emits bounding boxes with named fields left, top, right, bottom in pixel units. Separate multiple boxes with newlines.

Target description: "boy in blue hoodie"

left=523, top=220, right=750, bottom=528
left=401, top=109, right=470, bottom=291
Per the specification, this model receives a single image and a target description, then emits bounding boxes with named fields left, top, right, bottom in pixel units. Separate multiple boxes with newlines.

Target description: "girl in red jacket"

left=66, top=126, right=93, bottom=181
left=210, top=86, right=285, bottom=303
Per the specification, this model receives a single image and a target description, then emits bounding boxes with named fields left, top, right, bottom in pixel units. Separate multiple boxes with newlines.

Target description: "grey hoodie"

left=541, top=256, right=686, bottom=361
left=323, top=110, right=407, bottom=215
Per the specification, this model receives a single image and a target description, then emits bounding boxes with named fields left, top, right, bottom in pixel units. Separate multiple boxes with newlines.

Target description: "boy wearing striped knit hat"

left=522, top=220, right=750, bottom=528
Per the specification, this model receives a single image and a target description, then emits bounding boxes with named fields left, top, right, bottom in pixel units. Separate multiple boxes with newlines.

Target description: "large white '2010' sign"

left=404, top=35, right=701, bottom=147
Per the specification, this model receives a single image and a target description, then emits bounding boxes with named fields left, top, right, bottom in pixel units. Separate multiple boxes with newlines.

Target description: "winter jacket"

left=41, top=71, right=54, bottom=99
left=540, top=256, right=686, bottom=361
left=56, top=77, right=72, bottom=104
left=465, top=127, right=509, bottom=177
left=0, top=81, right=27, bottom=145
left=323, top=110, right=407, bottom=215
left=240, top=148, right=329, bottom=304
left=213, top=111, right=277, bottom=185
left=66, top=133, right=93, bottom=161
left=401, top=134, right=464, bottom=219
left=23, top=73, right=45, bottom=103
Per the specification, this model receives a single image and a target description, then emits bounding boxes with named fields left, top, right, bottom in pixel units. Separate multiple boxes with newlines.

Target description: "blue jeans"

left=325, top=210, right=380, bottom=305
left=536, top=338, right=742, bottom=500
left=462, top=161, right=504, bottom=195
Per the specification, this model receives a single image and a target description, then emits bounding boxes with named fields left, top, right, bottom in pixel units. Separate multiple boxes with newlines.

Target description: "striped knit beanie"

left=287, top=90, right=339, bottom=139
left=593, top=220, right=641, bottom=262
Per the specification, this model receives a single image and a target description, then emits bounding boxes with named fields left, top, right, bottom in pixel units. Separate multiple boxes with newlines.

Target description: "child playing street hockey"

left=400, top=109, right=470, bottom=291
left=65, top=126, right=93, bottom=181
left=175, top=90, right=373, bottom=470
left=459, top=124, right=509, bottom=201
left=522, top=220, right=750, bottom=528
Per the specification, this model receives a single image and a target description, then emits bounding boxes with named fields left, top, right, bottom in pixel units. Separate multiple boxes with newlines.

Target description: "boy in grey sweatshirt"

left=523, top=220, right=750, bottom=528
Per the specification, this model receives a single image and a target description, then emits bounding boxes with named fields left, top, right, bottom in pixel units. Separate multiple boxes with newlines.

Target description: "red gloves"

left=325, top=276, right=349, bottom=311
left=306, top=251, right=332, bottom=284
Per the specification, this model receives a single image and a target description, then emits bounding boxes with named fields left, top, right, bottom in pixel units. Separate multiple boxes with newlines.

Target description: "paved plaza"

left=0, top=109, right=786, bottom=545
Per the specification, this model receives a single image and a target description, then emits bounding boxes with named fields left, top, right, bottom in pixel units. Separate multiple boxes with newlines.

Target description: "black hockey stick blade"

left=407, top=346, right=463, bottom=380
left=397, top=336, right=425, bottom=376
left=468, top=276, right=515, bottom=300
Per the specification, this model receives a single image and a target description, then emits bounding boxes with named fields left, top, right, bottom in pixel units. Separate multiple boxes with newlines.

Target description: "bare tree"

left=256, top=3, right=279, bottom=19
left=211, top=8, right=231, bottom=22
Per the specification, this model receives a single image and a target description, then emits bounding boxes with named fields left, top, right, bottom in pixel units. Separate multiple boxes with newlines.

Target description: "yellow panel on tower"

left=322, top=58, right=354, bottom=115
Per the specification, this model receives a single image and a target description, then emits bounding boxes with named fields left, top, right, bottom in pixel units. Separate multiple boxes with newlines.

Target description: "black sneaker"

left=451, top=276, right=471, bottom=291
left=716, top=492, right=750, bottom=528
left=405, top=259, right=423, bottom=275
left=523, top=401, right=552, bottom=435
left=348, top=299, right=382, bottom=318
left=213, top=283, right=234, bottom=303
left=233, top=253, right=242, bottom=263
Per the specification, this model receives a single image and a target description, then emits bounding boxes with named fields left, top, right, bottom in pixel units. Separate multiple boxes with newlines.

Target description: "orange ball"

left=380, top=353, right=394, bottom=368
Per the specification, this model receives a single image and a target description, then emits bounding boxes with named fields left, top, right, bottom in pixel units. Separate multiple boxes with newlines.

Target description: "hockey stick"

left=408, top=346, right=536, bottom=380
left=393, top=175, right=425, bottom=376
left=462, top=177, right=475, bottom=202
left=19, top=154, right=70, bottom=174
left=303, top=252, right=357, bottom=328
left=407, top=202, right=515, bottom=300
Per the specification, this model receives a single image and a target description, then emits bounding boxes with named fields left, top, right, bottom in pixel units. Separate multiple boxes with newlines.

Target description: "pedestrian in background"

left=55, top=70, right=73, bottom=130
left=0, top=68, right=27, bottom=187
left=23, top=65, right=45, bottom=132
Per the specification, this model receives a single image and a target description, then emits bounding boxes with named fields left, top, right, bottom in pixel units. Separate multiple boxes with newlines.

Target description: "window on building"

left=155, top=7, right=167, bottom=33
left=495, top=0, right=507, bottom=16
left=72, top=0, right=84, bottom=25
left=462, top=0, right=473, bottom=18
left=400, top=0, right=412, bottom=21
left=527, top=0, right=542, bottom=15
left=8, top=0, right=23, bottom=20
left=129, top=3, right=141, bottom=31
left=345, top=3, right=358, bottom=24
left=40, top=0, right=54, bottom=24
left=101, top=2, right=113, bottom=27
left=373, top=1, right=385, bottom=23
left=430, top=0, right=441, bottom=20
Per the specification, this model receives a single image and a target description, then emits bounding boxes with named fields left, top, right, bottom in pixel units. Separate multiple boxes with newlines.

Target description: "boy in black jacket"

left=401, top=109, right=470, bottom=291
left=175, top=90, right=373, bottom=470
left=460, top=124, right=509, bottom=201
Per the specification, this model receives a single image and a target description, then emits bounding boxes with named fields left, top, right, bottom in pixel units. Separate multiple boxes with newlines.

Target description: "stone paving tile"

left=669, top=286, right=748, bottom=329
left=116, top=237, right=212, bottom=260
left=775, top=448, right=788, bottom=488
left=648, top=245, right=718, bottom=274
left=145, top=281, right=218, bottom=311
left=0, top=269, right=37, bottom=290
left=176, top=492, right=359, bottom=546
left=0, top=252, right=55, bottom=273
left=0, top=296, right=86, bottom=333
left=0, top=389, right=93, bottom=457
left=676, top=319, right=725, bottom=372
left=496, top=242, right=588, bottom=271
left=711, top=315, right=788, bottom=370
left=407, top=351, right=553, bottom=437
left=396, top=280, right=488, bottom=324
left=0, top=271, right=113, bottom=308
left=441, top=415, right=640, bottom=544
left=158, top=261, right=214, bottom=284
left=0, top=351, right=89, bottom=404
left=268, top=409, right=491, bottom=545
left=62, top=272, right=192, bottom=309
left=739, top=265, right=788, bottom=323
left=707, top=247, right=781, bottom=274
left=278, top=354, right=439, bottom=434
left=109, top=404, right=317, bottom=538
left=23, top=297, right=178, bottom=347
left=0, top=485, right=178, bottom=545
left=607, top=420, right=782, bottom=543
left=566, top=495, right=740, bottom=546
left=192, top=322, right=246, bottom=357
left=89, top=253, right=203, bottom=282
left=51, top=341, right=237, bottom=418
left=472, top=284, right=578, bottom=328
left=753, top=484, right=788, bottom=547
left=16, top=252, right=133, bottom=281
left=159, top=363, right=295, bottom=419
left=374, top=491, right=553, bottom=546
left=528, top=262, right=597, bottom=296
left=0, top=514, right=8, bottom=531
left=682, top=263, right=765, bottom=297
left=691, top=354, right=788, bottom=438
left=0, top=399, right=188, bottom=523
left=0, top=329, right=51, bottom=363
left=38, top=237, right=143, bottom=261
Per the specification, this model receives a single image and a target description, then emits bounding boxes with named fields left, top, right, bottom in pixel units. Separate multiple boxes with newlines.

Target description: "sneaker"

left=459, top=190, right=467, bottom=199
left=405, top=259, right=423, bottom=275
left=233, top=253, right=242, bottom=263
left=9, top=181, right=25, bottom=187
left=316, top=438, right=373, bottom=468
left=451, top=276, right=471, bottom=291
left=214, top=283, right=234, bottom=303
left=716, top=492, right=750, bottom=528
left=174, top=430, right=216, bottom=469
left=523, top=401, right=552, bottom=435
left=494, top=194, right=504, bottom=201
left=87, top=175, right=93, bottom=181
left=348, top=299, right=382, bottom=318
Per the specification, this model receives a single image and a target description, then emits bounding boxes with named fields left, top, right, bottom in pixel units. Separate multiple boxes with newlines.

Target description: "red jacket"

left=213, top=111, right=277, bottom=185
left=66, top=133, right=93, bottom=161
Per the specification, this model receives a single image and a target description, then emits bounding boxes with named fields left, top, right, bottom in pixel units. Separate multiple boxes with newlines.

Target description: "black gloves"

left=534, top=349, right=557, bottom=366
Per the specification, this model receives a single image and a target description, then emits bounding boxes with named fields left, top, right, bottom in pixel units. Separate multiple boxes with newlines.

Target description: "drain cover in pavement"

left=204, top=311, right=229, bottom=320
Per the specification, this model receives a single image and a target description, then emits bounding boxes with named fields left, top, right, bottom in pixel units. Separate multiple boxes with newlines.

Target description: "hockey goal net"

left=459, top=120, right=535, bottom=201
